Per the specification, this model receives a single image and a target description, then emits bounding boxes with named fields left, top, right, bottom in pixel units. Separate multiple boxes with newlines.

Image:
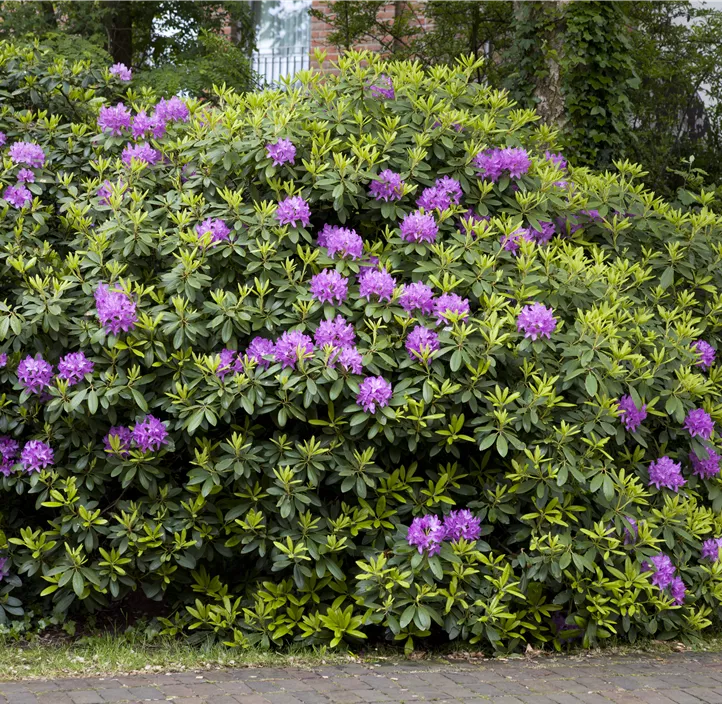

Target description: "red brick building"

left=251, top=1, right=429, bottom=82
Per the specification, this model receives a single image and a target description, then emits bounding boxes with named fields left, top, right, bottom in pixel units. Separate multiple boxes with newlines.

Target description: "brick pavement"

left=1, top=651, right=721, bottom=704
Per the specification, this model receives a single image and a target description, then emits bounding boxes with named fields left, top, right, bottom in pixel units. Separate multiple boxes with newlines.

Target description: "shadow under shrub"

left=2, top=42, right=722, bottom=654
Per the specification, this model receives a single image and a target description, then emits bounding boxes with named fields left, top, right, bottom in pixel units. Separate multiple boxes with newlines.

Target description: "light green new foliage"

left=1, top=42, right=722, bottom=655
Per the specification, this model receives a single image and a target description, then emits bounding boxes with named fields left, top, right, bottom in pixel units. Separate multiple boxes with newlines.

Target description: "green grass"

left=1, top=631, right=722, bottom=681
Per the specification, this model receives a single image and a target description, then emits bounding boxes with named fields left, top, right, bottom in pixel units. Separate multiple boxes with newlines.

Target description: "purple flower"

left=98, top=103, right=132, bottom=136
left=369, top=170, right=404, bottom=201
left=691, top=447, right=721, bottom=479
left=501, top=227, right=535, bottom=254
left=110, top=63, right=132, bottom=81
left=369, top=75, right=394, bottom=99
left=356, top=376, right=393, bottom=414
left=17, top=354, right=53, bottom=394
left=155, top=97, right=189, bottom=123
left=623, top=517, right=638, bottom=545
left=216, top=348, right=238, bottom=379
left=545, top=151, right=567, bottom=170
left=474, top=147, right=531, bottom=182
left=443, top=510, right=481, bottom=542
left=669, top=576, right=686, bottom=605
left=132, top=415, right=169, bottom=453
left=648, top=456, right=686, bottom=491
left=314, top=316, right=355, bottom=348
left=310, top=270, right=348, bottom=305
left=407, top=515, right=444, bottom=555
left=417, top=177, right=462, bottom=211
left=131, top=110, right=165, bottom=140
left=693, top=340, right=716, bottom=370
left=617, top=395, right=647, bottom=432
left=406, top=325, right=440, bottom=360
left=517, top=303, right=557, bottom=341
left=359, top=269, right=396, bottom=302
left=4, top=184, right=32, bottom=209
left=702, top=537, right=722, bottom=562
left=0, top=557, right=8, bottom=581
left=0, top=437, right=20, bottom=476
left=57, top=352, right=94, bottom=386
left=276, top=196, right=311, bottom=228
left=0, top=353, right=6, bottom=368
left=533, top=221, right=556, bottom=244
left=266, top=139, right=296, bottom=166
left=104, top=426, right=132, bottom=457
left=97, top=179, right=125, bottom=205
left=274, top=330, right=315, bottom=369
left=650, top=554, right=675, bottom=589
left=318, top=225, right=363, bottom=260
left=434, top=293, right=470, bottom=325
left=94, top=283, right=137, bottom=335
left=399, top=281, right=434, bottom=315
left=333, top=346, right=364, bottom=374
left=685, top=408, right=714, bottom=439
left=196, top=218, right=231, bottom=244
left=246, top=337, right=276, bottom=369
left=400, top=211, right=438, bottom=243
left=8, top=142, right=45, bottom=168
left=20, top=440, right=54, bottom=473
left=121, top=142, right=160, bottom=166
left=0, top=132, right=5, bottom=147
left=16, top=168, right=34, bottom=183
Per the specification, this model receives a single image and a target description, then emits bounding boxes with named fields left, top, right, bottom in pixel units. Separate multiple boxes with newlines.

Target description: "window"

left=252, top=0, right=312, bottom=85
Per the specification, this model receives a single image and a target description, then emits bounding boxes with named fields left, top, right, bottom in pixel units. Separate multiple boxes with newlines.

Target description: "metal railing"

left=252, top=47, right=310, bottom=86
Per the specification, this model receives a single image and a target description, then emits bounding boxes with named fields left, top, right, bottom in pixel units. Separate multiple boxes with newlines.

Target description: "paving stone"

left=68, top=692, right=104, bottom=704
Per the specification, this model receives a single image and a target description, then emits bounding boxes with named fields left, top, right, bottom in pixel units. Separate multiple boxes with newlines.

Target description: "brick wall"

left=310, top=1, right=431, bottom=69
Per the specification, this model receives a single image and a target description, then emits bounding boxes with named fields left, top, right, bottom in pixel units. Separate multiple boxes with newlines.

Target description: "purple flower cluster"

left=545, top=151, right=567, bottom=170
left=517, top=303, right=557, bottom=341
left=196, top=218, right=231, bottom=244
left=121, top=142, right=160, bottom=166
left=617, top=395, right=647, bottom=432
left=369, top=75, right=394, bottom=99
left=57, top=352, right=94, bottom=386
left=534, top=221, right=556, bottom=244
left=407, top=510, right=482, bottom=555
left=110, top=63, right=132, bottom=81
left=274, top=330, right=315, bottom=369
left=94, top=283, right=137, bottom=335
left=104, top=426, right=133, bottom=457
left=246, top=337, right=276, bottom=369
left=276, top=196, right=311, bottom=228
left=473, top=147, right=531, bottom=182
left=97, top=179, right=125, bottom=205
left=691, top=447, right=721, bottom=479
left=318, top=225, right=363, bottom=260
left=0, top=557, right=8, bottom=581
left=648, top=456, right=685, bottom=491
left=132, top=415, right=169, bottom=453
left=693, top=340, right=716, bottom=370
left=9, top=142, right=45, bottom=168
left=266, top=139, right=296, bottom=166
left=155, top=97, right=190, bottom=124
left=98, top=103, right=133, bottom=136
left=399, top=281, right=434, bottom=315
left=17, top=169, right=34, bottom=183
left=417, top=177, right=462, bottom=211
left=623, top=517, right=638, bottom=545
left=216, top=348, right=244, bottom=379
left=648, top=554, right=685, bottom=605
left=406, top=325, right=440, bottom=360
left=359, top=268, right=396, bottom=302
left=314, top=315, right=355, bottom=348
left=501, top=227, right=535, bottom=254
left=131, top=110, right=166, bottom=139
left=332, top=346, right=363, bottom=374
left=356, top=376, right=393, bottom=413
left=17, top=354, right=53, bottom=394
left=434, top=293, right=470, bottom=325
left=310, top=270, right=349, bottom=305
left=702, top=537, right=722, bottom=562
left=0, top=353, right=6, bottom=367
left=21, top=440, right=54, bottom=473
left=0, top=132, right=5, bottom=147
left=369, top=170, right=404, bottom=201
left=0, top=437, right=19, bottom=476
left=684, top=408, right=714, bottom=439
left=4, top=184, right=32, bottom=209
left=399, top=211, right=438, bottom=243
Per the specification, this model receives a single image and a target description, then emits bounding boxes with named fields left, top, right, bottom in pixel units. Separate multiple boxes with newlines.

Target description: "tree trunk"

left=103, top=0, right=133, bottom=67
left=40, top=1, right=57, bottom=29
left=514, top=0, right=568, bottom=130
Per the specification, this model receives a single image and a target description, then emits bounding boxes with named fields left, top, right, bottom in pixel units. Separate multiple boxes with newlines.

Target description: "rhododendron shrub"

left=2, top=44, right=722, bottom=653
